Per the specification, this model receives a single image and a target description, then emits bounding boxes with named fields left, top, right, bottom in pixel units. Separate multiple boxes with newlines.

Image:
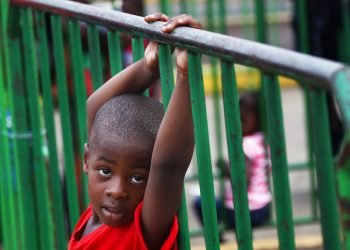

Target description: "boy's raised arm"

left=141, top=14, right=201, bottom=250
left=86, top=43, right=160, bottom=137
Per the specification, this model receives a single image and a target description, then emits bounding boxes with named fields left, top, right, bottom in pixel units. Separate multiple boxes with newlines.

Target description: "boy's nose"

left=106, top=178, right=128, bottom=199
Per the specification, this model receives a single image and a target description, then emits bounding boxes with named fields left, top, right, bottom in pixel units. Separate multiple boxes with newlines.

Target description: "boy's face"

left=84, top=135, right=153, bottom=227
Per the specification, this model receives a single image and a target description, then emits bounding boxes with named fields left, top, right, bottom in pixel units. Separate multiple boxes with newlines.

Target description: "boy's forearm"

left=87, top=58, right=159, bottom=136
left=152, top=71, right=194, bottom=172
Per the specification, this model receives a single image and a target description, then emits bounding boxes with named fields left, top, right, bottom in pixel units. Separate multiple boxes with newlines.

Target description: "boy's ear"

left=83, top=143, right=90, bottom=174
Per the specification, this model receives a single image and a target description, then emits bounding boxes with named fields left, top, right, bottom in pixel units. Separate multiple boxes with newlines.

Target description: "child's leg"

left=250, top=203, right=271, bottom=227
left=223, top=207, right=236, bottom=229
left=193, top=197, right=224, bottom=225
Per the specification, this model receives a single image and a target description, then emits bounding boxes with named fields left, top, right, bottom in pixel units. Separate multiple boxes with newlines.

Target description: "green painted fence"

left=1, top=0, right=350, bottom=249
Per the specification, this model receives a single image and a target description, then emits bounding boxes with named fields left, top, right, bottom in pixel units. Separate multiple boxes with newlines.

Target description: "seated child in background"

left=68, top=13, right=202, bottom=250
left=193, top=91, right=272, bottom=235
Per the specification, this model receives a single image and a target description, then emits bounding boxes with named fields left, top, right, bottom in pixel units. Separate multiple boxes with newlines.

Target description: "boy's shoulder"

left=68, top=202, right=179, bottom=250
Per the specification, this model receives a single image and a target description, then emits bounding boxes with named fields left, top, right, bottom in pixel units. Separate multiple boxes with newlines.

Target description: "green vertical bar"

left=188, top=52, right=220, bottom=250
left=180, top=0, right=187, bottom=13
left=0, top=0, right=9, bottom=30
left=132, top=37, right=148, bottom=96
left=206, top=0, right=224, bottom=165
left=131, top=37, right=144, bottom=62
left=158, top=44, right=174, bottom=108
left=333, top=70, right=350, bottom=249
left=340, top=0, right=350, bottom=63
left=188, top=0, right=198, bottom=19
left=206, top=0, right=215, bottom=31
left=158, top=44, right=191, bottom=250
left=262, top=74, right=296, bottom=250
left=8, top=38, right=36, bottom=250
left=221, top=61, right=253, bottom=250
left=211, top=61, right=223, bottom=161
left=218, top=0, right=227, bottom=34
left=50, top=14, right=80, bottom=229
left=254, top=0, right=267, bottom=43
left=87, top=24, right=104, bottom=90
left=303, top=90, right=318, bottom=219
left=108, top=31, right=123, bottom=75
left=36, top=11, right=67, bottom=249
left=68, top=19, right=90, bottom=208
left=0, top=3, right=20, bottom=249
left=309, top=89, right=342, bottom=250
left=240, top=0, right=254, bottom=40
left=160, top=0, right=170, bottom=16
left=21, top=8, right=55, bottom=250
left=0, top=34, right=16, bottom=250
left=295, top=0, right=309, bottom=53
left=295, top=0, right=318, bottom=221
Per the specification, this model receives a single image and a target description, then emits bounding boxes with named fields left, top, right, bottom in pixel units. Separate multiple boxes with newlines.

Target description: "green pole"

left=221, top=61, right=253, bottom=250
left=0, top=2, right=20, bottom=249
left=36, top=11, right=68, bottom=249
left=309, top=89, right=342, bottom=250
left=108, top=31, right=123, bottom=75
left=218, top=0, right=227, bottom=34
left=180, top=0, right=187, bottom=14
left=254, top=0, right=267, bottom=43
left=50, top=14, right=80, bottom=229
left=68, top=20, right=90, bottom=208
left=21, top=8, right=55, bottom=249
left=158, top=44, right=191, bottom=250
left=333, top=70, right=350, bottom=249
left=8, top=37, right=37, bottom=250
left=206, top=0, right=224, bottom=170
left=263, top=74, right=296, bottom=250
left=132, top=37, right=148, bottom=96
left=340, top=0, right=350, bottom=63
left=295, top=0, right=318, bottom=221
left=0, top=30, right=17, bottom=250
left=87, top=24, right=104, bottom=90
left=188, top=52, right=220, bottom=250
left=160, top=0, right=170, bottom=16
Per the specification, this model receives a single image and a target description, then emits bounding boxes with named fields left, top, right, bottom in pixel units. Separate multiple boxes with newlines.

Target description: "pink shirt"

left=225, top=132, right=272, bottom=210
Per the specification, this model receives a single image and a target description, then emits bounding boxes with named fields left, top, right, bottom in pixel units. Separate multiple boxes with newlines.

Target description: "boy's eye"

left=98, top=169, right=112, bottom=177
left=130, top=175, right=145, bottom=184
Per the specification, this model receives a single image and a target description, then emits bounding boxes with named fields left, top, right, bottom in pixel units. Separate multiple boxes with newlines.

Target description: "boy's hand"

left=144, top=13, right=202, bottom=74
left=165, top=14, right=202, bottom=75
left=144, top=13, right=169, bottom=71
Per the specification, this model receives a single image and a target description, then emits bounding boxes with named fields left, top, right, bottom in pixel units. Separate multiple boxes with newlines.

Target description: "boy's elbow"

left=153, top=141, right=194, bottom=174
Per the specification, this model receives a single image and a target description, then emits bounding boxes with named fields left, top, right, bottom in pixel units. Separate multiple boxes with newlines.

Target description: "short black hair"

left=89, top=94, right=164, bottom=148
left=239, top=91, right=260, bottom=115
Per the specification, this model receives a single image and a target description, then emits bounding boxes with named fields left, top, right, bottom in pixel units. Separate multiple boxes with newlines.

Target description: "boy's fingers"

left=162, top=14, right=202, bottom=32
left=144, top=13, right=168, bottom=23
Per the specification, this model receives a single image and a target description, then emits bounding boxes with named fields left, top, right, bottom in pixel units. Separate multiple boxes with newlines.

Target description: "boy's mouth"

left=102, top=206, right=125, bottom=222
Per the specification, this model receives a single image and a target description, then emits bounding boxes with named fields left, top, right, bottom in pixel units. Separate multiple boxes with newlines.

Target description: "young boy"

left=68, top=13, right=201, bottom=249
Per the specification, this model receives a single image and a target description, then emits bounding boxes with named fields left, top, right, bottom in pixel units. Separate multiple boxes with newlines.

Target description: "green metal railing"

left=1, top=0, right=350, bottom=249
